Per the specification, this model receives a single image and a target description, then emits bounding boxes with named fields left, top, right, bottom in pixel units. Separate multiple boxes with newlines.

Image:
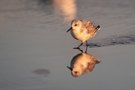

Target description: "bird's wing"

left=81, top=20, right=91, bottom=27
left=86, top=61, right=96, bottom=72
left=82, top=20, right=97, bottom=34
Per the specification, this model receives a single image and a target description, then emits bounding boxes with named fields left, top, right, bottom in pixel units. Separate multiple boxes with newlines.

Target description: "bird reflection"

left=67, top=48, right=100, bottom=77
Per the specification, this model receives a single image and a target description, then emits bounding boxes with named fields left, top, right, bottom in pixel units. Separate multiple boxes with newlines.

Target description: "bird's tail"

left=96, top=59, right=101, bottom=64
left=96, top=25, right=100, bottom=31
left=93, top=25, right=100, bottom=33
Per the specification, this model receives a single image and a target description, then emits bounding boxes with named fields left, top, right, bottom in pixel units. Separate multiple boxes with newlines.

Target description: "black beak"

left=67, top=66, right=72, bottom=71
left=66, top=27, right=72, bottom=32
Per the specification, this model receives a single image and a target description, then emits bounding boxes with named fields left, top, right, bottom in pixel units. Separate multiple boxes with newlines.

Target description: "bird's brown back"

left=81, top=20, right=97, bottom=35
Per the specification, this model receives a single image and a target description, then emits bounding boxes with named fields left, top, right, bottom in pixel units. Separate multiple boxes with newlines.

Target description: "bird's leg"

left=73, top=42, right=83, bottom=50
left=85, top=41, right=88, bottom=53
left=76, top=47, right=83, bottom=53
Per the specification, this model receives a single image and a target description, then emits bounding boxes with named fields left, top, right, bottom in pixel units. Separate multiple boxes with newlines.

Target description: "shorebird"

left=67, top=19, right=100, bottom=50
left=67, top=50, right=100, bottom=77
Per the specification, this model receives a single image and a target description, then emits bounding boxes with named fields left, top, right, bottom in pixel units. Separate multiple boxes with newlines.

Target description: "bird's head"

left=67, top=19, right=82, bottom=32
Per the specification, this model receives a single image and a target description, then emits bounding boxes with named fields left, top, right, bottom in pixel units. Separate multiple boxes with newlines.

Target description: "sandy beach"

left=0, top=0, right=135, bottom=90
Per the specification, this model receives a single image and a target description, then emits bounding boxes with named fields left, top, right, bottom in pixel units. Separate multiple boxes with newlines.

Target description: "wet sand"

left=0, top=0, right=135, bottom=90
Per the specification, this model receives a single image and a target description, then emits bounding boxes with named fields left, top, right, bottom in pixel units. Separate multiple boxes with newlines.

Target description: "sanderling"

left=67, top=51, right=100, bottom=77
left=67, top=19, right=100, bottom=50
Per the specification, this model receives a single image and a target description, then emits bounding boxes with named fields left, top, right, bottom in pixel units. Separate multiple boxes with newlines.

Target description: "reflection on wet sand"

left=53, top=0, right=77, bottom=21
left=67, top=48, right=100, bottom=77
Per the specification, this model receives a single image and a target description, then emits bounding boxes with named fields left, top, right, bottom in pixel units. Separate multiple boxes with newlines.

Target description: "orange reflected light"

left=53, top=0, right=77, bottom=21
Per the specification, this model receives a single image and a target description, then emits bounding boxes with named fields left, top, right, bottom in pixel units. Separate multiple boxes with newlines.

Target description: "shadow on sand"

left=32, top=68, right=50, bottom=77
left=89, top=34, right=135, bottom=48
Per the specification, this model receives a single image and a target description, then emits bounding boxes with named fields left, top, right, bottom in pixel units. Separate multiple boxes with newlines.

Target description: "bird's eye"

left=74, top=71, right=78, bottom=74
left=74, top=24, right=78, bottom=26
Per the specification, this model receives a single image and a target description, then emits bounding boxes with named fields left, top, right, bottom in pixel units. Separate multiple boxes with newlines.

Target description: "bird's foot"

left=73, top=47, right=79, bottom=49
left=73, top=47, right=83, bottom=52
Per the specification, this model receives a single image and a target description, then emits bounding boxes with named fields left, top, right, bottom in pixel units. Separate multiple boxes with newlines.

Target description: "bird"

left=67, top=19, right=100, bottom=50
left=67, top=51, right=100, bottom=77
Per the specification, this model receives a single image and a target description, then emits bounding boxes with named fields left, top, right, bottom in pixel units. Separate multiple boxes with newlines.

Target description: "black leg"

left=73, top=42, right=83, bottom=49
left=76, top=47, right=83, bottom=53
